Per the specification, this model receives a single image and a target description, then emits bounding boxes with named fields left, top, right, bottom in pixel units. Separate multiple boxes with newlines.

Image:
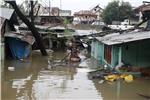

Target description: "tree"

left=118, top=2, right=133, bottom=21
left=102, top=1, right=133, bottom=24
left=0, top=0, right=12, bottom=8
left=5, top=0, right=47, bottom=56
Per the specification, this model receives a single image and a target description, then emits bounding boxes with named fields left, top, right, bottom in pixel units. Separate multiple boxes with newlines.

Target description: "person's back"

left=70, top=47, right=78, bottom=58
left=146, top=20, right=150, bottom=30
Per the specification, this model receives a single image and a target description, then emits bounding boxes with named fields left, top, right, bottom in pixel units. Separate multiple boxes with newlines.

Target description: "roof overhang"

left=0, top=8, right=14, bottom=20
left=96, top=31, right=150, bottom=45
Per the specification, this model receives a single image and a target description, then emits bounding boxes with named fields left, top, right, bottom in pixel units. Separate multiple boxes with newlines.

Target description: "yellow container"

left=124, top=75, right=133, bottom=83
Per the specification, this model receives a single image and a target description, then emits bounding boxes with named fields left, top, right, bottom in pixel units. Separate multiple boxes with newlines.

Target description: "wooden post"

left=118, top=46, right=122, bottom=66
left=30, top=1, right=34, bottom=24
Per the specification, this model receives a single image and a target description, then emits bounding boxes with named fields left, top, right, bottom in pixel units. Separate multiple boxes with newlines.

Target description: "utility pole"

left=60, top=0, right=61, bottom=9
left=30, top=0, right=34, bottom=23
left=49, top=0, right=51, bottom=15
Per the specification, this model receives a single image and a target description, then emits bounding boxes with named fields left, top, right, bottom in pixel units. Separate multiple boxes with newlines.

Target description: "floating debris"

left=98, top=80, right=104, bottom=84
left=137, top=93, right=150, bottom=99
left=104, top=74, right=120, bottom=82
left=88, top=69, right=134, bottom=83
left=124, top=75, right=133, bottom=83
left=8, top=67, right=15, bottom=71
left=88, top=69, right=116, bottom=80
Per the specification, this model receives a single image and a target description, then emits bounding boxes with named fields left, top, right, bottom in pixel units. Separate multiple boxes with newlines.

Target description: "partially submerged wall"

left=122, top=39, right=150, bottom=67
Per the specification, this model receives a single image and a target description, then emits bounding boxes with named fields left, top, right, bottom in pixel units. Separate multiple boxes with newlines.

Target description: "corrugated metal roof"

left=49, top=26, right=65, bottom=30
left=96, top=31, right=150, bottom=45
left=4, top=31, right=35, bottom=45
left=76, top=30, right=97, bottom=36
left=0, top=8, right=14, bottom=19
left=134, top=4, right=150, bottom=12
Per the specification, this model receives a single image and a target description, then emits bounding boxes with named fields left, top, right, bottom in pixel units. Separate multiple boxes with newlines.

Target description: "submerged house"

left=0, top=8, right=15, bottom=60
left=0, top=8, right=35, bottom=60
left=91, top=22, right=150, bottom=68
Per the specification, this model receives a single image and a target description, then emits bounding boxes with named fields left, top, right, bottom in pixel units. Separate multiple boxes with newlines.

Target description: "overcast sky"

left=17, top=0, right=150, bottom=14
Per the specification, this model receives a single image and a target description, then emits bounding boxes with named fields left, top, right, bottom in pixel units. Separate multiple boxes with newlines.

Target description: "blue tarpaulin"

left=7, top=37, right=30, bottom=59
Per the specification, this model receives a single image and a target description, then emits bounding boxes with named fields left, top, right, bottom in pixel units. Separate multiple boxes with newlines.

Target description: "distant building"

left=51, top=7, right=59, bottom=16
left=20, top=1, right=73, bottom=25
left=34, top=4, right=50, bottom=16
left=90, top=5, right=103, bottom=20
left=59, top=10, right=71, bottom=16
left=35, top=6, right=59, bottom=16
left=73, top=4, right=103, bottom=24
left=134, top=4, right=150, bottom=22
left=74, top=10, right=97, bottom=24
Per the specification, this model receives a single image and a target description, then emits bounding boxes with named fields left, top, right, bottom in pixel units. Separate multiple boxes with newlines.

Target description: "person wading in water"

left=66, top=39, right=80, bottom=62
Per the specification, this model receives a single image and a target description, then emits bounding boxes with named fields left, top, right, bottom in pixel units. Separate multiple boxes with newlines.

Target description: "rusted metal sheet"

left=4, top=31, right=35, bottom=45
left=104, top=45, right=112, bottom=64
left=96, top=31, right=150, bottom=45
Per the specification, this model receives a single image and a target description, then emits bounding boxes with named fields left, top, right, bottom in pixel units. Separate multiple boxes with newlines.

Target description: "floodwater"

left=2, top=50, right=150, bottom=100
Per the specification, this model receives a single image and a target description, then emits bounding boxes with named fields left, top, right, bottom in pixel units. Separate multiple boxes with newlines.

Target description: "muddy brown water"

left=1, top=51, right=150, bottom=100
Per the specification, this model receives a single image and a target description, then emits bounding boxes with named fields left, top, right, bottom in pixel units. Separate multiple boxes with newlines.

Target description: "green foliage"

left=63, top=18, right=70, bottom=26
left=119, top=2, right=133, bottom=21
left=102, top=1, right=133, bottom=24
left=63, top=18, right=70, bottom=33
